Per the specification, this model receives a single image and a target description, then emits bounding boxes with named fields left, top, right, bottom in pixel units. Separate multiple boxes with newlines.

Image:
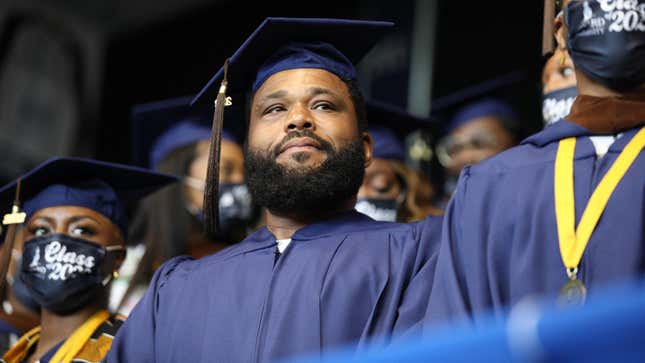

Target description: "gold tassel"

left=203, top=59, right=232, bottom=238
left=0, top=179, right=26, bottom=300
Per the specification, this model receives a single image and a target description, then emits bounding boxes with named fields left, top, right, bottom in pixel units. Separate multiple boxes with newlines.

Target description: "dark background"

left=0, top=0, right=544, bottom=184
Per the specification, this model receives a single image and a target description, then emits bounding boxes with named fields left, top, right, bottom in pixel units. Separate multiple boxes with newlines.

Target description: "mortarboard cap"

left=366, top=100, right=430, bottom=162
left=0, top=157, right=178, bottom=234
left=446, top=98, right=518, bottom=135
left=429, top=70, right=525, bottom=135
left=131, top=96, right=239, bottom=170
left=192, top=17, right=394, bottom=104
left=190, top=17, right=394, bottom=237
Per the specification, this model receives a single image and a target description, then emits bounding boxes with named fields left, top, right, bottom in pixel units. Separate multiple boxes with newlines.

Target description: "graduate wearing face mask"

left=542, top=48, right=578, bottom=126
left=0, top=157, right=175, bottom=363
left=114, top=96, right=259, bottom=315
left=426, top=0, right=645, bottom=327
left=356, top=101, right=441, bottom=222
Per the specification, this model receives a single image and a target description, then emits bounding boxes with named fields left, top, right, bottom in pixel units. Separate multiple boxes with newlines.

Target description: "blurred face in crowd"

left=358, top=159, right=402, bottom=200
left=542, top=48, right=576, bottom=94
left=439, top=116, right=515, bottom=177
left=244, top=68, right=372, bottom=215
left=184, top=139, right=245, bottom=212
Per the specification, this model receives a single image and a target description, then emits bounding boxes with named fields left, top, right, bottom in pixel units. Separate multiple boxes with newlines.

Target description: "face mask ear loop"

left=102, top=245, right=125, bottom=286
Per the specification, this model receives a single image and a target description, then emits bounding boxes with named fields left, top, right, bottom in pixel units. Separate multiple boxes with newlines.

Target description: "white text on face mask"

left=42, top=241, right=95, bottom=280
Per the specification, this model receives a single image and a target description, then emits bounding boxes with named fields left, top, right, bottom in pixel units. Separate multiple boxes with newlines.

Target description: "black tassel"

left=542, top=0, right=556, bottom=55
left=203, top=59, right=231, bottom=239
left=0, top=179, right=25, bottom=299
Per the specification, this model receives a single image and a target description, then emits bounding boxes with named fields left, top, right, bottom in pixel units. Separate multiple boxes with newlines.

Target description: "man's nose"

left=285, top=105, right=315, bottom=132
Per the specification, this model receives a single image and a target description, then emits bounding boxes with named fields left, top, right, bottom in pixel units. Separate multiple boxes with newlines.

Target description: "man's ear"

left=554, top=14, right=567, bottom=50
left=362, top=131, right=373, bottom=168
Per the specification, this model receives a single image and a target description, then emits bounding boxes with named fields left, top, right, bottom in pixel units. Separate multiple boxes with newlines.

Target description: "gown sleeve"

left=393, top=214, right=443, bottom=334
left=424, top=168, right=477, bottom=327
left=103, top=256, right=192, bottom=363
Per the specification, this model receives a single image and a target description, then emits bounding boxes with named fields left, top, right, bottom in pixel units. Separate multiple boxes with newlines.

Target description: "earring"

left=560, top=52, right=566, bottom=66
left=113, top=270, right=119, bottom=279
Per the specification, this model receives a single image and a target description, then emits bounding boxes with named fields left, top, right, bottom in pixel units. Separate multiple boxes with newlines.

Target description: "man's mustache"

left=272, top=130, right=334, bottom=157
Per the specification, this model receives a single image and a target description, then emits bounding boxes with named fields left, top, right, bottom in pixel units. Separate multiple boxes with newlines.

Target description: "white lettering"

left=40, top=241, right=97, bottom=280
left=44, top=241, right=62, bottom=263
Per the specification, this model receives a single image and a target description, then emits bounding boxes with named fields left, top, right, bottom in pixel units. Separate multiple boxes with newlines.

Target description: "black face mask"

left=20, top=234, right=123, bottom=315
left=186, top=181, right=258, bottom=241
left=9, top=264, right=40, bottom=313
left=565, top=0, right=645, bottom=91
left=355, top=198, right=399, bottom=222
left=217, top=183, right=256, bottom=236
left=542, top=86, right=578, bottom=126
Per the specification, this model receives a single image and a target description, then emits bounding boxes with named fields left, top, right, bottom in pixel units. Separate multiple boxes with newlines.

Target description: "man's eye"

left=265, top=105, right=286, bottom=114
left=313, top=102, right=334, bottom=111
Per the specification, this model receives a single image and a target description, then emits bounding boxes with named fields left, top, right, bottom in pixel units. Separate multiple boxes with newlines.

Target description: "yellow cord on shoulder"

left=555, top=127, right=645, bottom=270
left=1, top=326, right=41, bottom=363
left=49, top=309, right=110, bottom=363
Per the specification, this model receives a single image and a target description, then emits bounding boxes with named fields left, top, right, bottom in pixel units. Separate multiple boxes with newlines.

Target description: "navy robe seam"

left=317, top=234, right=349, bottom=350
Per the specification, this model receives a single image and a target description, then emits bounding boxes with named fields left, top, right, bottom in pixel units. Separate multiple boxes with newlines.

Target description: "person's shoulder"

left=461, top=142, right=554, bottom=181
left=351, top=218, right=419, bottom=235
left=159, top=228, right=273, bottom=279
left=344, top=216, right=441, bottom=250
left=469, top=123, right=585, bottom=177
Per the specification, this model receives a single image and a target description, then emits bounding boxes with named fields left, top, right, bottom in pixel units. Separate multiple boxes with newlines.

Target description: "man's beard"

left=244, top=130, right=365, bottom=216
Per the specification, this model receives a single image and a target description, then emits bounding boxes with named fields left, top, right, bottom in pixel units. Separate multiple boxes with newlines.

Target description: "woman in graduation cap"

left=436, top=98, right=520, bottom=196
left=356, top=101, right=441, bottom=222
left=426, top=0, right=645, bottom=326
left=0, top=157, right=175, bottom=363
left=113, top=96, right=258, bottom=315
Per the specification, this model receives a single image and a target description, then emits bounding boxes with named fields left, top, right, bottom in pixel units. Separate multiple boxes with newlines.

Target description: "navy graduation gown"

left=106, top=211, right=441, bottom=363
left=426, top=120, right=645, bottom=326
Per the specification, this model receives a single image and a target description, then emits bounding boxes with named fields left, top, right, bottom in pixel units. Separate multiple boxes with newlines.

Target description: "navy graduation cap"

left=131, top=96, right=240, bottom=170
left=0, top=157, right=178, bottom=234
left=428, top=70, right=525, bottom=134
left=191, top=17, right=393, bottom=236
left=192, top=17, right=394, bottom=104
left=445, top=98, right=518, bottom=134
left=366, top=100, right=431, bottom=162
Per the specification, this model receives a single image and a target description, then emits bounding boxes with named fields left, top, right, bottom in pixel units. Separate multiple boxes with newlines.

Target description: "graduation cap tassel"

left=0, top=178, right=26, bottom=300
left=543, top=0, right=556, bottom=55
left=203, top=59, right=232, bottom=238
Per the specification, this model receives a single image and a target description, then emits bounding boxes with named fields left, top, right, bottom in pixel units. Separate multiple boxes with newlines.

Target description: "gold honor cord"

left=554, top=127, right=645, bottom=305
left=50, top=309, right=110, bottom=363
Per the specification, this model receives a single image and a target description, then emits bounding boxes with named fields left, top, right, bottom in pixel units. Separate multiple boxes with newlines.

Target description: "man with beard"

left=105, top=18, right=442, bottom=363
left=426, top=0, right=645, bottom=326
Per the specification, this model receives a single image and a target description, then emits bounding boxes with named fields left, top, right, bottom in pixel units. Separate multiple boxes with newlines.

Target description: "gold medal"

left=558, top=278, right=587, bottom=306
left=554, top=127, right=645, bottom=305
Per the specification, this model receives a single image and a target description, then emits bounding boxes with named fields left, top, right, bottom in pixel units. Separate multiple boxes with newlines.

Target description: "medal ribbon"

left=555, top=127, right=645, bottom=274
left=50, top=309, right=110, bottom=363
